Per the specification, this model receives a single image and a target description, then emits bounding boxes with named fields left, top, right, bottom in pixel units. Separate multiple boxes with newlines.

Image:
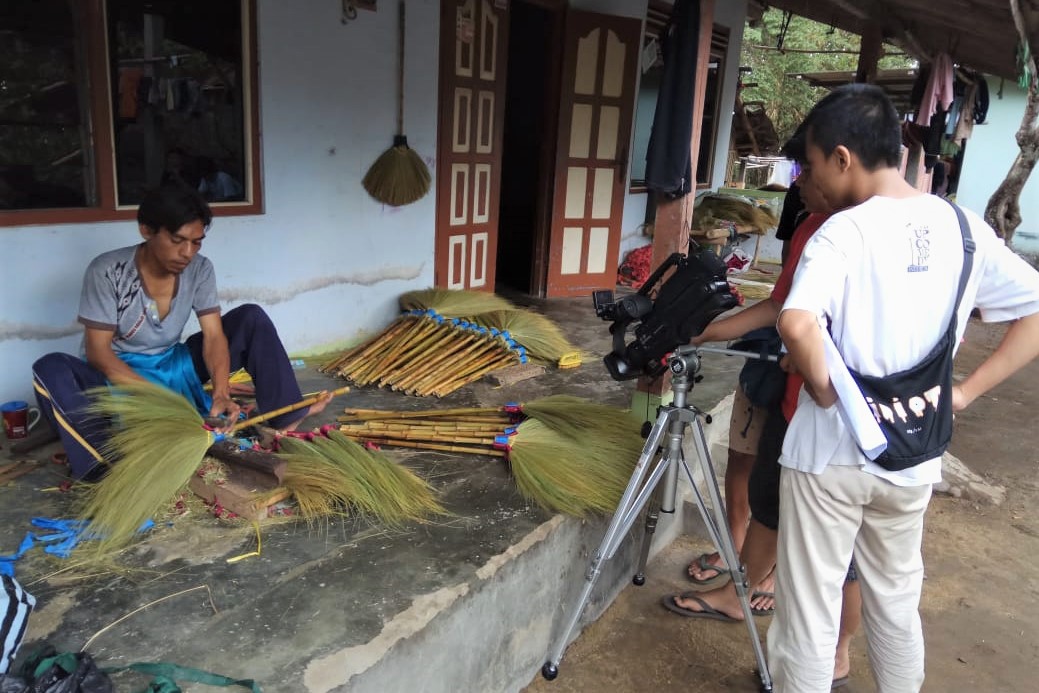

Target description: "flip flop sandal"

left=685, top=552, right=731, bottom=586
left=831, top=675, right=850, bottom=689
left=661, top=592, right=740, bottom=622
left=750, top=590, right=775, bottom=617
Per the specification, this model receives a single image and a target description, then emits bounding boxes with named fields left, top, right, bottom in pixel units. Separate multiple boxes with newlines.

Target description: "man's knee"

left=32, top=352, right=79, bottom=383
left=226, top=303, right=274, bottom=331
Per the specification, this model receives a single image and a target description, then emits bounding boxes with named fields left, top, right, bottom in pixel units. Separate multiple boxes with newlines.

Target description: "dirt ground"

left=524, top=317, right=1039, bottom=693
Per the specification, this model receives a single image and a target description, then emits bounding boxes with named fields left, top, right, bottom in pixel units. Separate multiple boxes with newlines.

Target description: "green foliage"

left=740, top=9, right=915, bottom=144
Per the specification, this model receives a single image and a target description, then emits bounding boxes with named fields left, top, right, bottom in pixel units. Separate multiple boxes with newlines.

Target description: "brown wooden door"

left=545, top=10, right=641, bottom=297
left=434, top=0, right=510, bottom=291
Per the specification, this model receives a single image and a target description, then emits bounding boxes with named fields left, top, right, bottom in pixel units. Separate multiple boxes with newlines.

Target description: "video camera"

left=593, top=248, right=738, bottom=380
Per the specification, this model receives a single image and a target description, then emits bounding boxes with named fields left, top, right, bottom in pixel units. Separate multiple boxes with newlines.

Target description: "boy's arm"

left=953, top=312, right=1039, bottom=411
left=693, top=299, right=781, bottom=345
left=777, top=308, right=836, bottom=408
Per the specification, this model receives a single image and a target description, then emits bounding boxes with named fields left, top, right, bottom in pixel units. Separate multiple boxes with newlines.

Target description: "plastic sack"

left=20, top=648, right=114, bottom=693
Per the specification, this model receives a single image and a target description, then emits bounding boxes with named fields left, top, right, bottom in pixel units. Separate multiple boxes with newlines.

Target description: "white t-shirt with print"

left=780, top=194, right=1039, bottom=486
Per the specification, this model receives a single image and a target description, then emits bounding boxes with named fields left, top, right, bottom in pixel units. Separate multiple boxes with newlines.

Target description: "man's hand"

left=209, top=394, right=241, bottom=433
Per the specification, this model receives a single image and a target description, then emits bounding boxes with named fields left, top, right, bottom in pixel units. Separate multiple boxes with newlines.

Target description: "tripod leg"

left=682, top=417, right=773, bottom=692
left=542, top=410, right=675, bottom=680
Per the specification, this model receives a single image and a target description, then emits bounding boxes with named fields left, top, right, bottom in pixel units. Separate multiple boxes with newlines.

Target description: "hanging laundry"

left=916, top=53, right=954, bottom=123
left=953, top=80, right=978, bottom=142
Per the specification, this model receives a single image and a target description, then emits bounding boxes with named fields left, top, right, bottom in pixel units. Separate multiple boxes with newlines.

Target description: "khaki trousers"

left=767, top=465, right=932, bottom=693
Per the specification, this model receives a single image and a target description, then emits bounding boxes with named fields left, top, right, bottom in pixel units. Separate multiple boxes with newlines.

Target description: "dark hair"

left=801, top=83, right=902, bottom=170
left=781, top=120, right=807, bottom=162
left=137, top=181, right=212, bottom=233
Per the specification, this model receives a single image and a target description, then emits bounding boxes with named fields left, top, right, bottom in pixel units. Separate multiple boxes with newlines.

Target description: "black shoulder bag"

left=847, top=200, right=976, bottom=471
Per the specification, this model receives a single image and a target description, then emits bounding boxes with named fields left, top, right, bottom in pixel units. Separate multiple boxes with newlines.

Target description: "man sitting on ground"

left=32, top=182, right=331, bottom=480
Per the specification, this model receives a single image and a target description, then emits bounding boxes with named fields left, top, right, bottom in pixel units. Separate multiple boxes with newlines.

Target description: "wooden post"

left=855, top=23, right=883, bottom=84
left=637, top=0, right=715, bottom=401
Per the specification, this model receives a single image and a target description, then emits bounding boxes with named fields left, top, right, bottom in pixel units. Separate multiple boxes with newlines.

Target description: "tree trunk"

left=984, top=0, right=1039, bottom=245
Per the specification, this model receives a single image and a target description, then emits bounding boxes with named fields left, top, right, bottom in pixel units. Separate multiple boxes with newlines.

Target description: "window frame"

left=0, top=0, right=262, bottom=226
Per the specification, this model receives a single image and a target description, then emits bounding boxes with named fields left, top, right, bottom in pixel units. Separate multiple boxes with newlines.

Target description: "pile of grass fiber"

left=398, top=288, right=514, bottom=318
left=79, top=381, right=213, bottom=554
left=691, top=194, right=778, bottom=235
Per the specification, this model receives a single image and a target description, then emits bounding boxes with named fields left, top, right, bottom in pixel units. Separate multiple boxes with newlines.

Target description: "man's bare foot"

left=282, top=391, right=335, bottom=432
left=687, top=552, right=727, bottom=582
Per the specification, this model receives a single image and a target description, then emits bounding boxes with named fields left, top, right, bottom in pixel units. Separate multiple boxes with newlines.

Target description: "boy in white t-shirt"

left=771, top=84, right=1039, bottom=692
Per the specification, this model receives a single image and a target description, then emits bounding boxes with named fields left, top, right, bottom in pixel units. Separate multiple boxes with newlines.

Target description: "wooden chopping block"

left=189, top=443, right=290, bottom=520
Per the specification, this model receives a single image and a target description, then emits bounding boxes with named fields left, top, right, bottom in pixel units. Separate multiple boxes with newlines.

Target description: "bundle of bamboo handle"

left=320, top=311, right=525, bottom=397
left=338, top=405, right=518, bottom=456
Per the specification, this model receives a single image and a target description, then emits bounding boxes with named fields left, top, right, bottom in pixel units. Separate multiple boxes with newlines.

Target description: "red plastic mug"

left=2, top=401, right=41, bottom=440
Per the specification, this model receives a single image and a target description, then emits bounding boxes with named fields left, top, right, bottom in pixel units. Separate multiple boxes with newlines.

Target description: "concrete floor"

left=0, top=294, right=745, bottom=692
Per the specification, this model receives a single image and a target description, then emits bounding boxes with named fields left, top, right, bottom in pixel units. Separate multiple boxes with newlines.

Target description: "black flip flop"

left=685, top=553, right=731, bottom=586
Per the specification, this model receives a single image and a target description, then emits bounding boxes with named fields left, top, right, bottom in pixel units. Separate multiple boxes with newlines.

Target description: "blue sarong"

left=118, top=343, right=213, bottom=415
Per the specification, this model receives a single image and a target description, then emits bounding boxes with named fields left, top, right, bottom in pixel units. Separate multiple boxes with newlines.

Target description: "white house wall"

left=0, top=0, right=441, bottom=403
left=956, top=75, right=1039, bottom=253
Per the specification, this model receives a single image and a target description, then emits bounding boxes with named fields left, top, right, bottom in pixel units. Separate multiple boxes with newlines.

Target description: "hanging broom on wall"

left=362, top=0, right=431, bottom=206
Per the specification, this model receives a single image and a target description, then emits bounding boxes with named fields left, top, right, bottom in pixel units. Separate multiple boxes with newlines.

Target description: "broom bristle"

left=325, top=431, right=444, bottom=524
left=362, top=145, right=431, bottom=207
left=471, top=310, right=581, bottom=363
left=507, top=419, right=627, bottom=517
left=398, top=288, right=515, bottom=317
left=79, top=381, right=212, bottom=554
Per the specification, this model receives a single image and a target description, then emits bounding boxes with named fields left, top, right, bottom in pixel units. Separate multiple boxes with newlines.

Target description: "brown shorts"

left=728, top=383, right=768, bottom=455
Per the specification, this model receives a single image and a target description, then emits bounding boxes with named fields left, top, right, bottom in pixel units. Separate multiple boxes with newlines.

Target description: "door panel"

left=546, top=10, right=641, bottom=297
left=435, top=0, right=509, bottom=291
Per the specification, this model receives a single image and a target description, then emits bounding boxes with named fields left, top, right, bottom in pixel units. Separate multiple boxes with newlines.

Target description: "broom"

left=338, top=397, right=644, bottom=516
left=362, top=0, right=431, bottom=206
left=79, top=382, right=349, bottom=553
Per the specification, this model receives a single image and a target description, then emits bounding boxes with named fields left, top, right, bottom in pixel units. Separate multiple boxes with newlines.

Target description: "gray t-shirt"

left=77, top=244, right=220, bottom=355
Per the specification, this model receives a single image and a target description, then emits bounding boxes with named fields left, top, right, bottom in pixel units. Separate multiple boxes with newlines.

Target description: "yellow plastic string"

left=226, top=521, right=262, bottom=563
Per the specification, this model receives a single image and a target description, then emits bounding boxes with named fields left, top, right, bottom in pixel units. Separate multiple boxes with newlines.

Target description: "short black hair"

left=801, top=83, right=902, bottom=170
left=781, top=120, right=808, bottom=162
left=137, top=181, right=213, bottom=233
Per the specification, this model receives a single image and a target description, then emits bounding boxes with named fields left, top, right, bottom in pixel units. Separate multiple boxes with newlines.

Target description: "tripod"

left=541, top=344, right=773, bottom=692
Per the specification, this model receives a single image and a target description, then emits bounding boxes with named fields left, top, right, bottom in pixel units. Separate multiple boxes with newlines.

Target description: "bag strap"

left=944, top=199, right=976, bottom=336
left=103, top=661, right=262, bottom=693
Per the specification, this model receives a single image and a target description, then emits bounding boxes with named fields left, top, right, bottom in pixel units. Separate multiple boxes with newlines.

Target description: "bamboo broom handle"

left=338, top=433, right=506, bottom=457
left=340, top=406, right=499, bottom=420
left=229, top=386, right=351, bottom=432
left=330, top=316, right=413, bottom=371
left=345, top=315, right=426, bottom=380
left=402, top=332, right=498, bottom=392
left=346, top=421, right=507, bottom=433
left=381, top=328, right=470, bottom=387
left=346, top=430, right=496, bottom=445
left=407, top=338, right=501, bottom=395
left=382, top=321, right=459, bottom=376
left=357, top=318, right=441, bottom=382
left=432, top=352, right=518, bottom=397
left=389, top=329, right=481, bottom=388
left=422, top=347, right=513, bottom=396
